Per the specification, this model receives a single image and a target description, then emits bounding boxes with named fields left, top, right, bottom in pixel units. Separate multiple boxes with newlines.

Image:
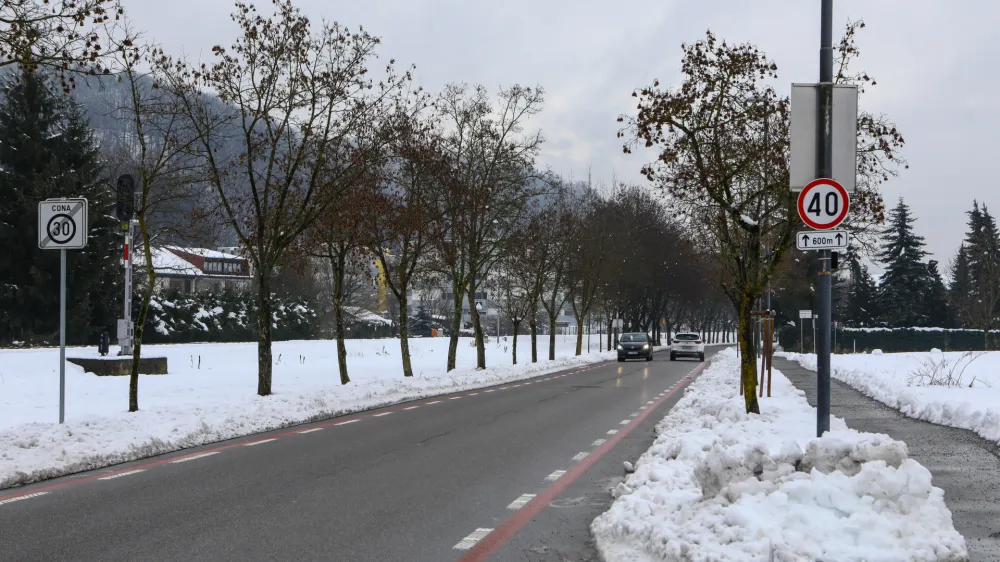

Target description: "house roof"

left=138, top=246, right=249, bottom=279
left=164, top=246, right=243, bottom=260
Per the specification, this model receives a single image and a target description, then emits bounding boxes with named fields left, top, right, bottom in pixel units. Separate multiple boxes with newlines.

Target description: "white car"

left=669, top=332, right=705, bottom=362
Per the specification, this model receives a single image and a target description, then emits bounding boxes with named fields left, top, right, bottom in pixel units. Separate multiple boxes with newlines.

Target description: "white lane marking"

left=335, top=419, right=359, bottom=426
left=647, top=401, right=655, bottom=405
left=607, top=429, right=618, bottom=435
left=619, top=419, right=630, bottom=425
left=484, top=389, right=495, bottom=393
left=0, top=492, right=48, bottom=506
left=244, top=438, right=278, bottom=447
left=99, top=469, right=146, bottom=480
left=454, top=528, right=493, bottom=550
left=298, top=427, right=323, bottom=433
left=469, top=392, right=480, bottom=396
left=572, top=452, right=589, bottom=462
left=639, top=406, right=648, bottom=411
left=403, top=405, right=420, bottom=410
left=511, top=385, right=522, bottom=388
left=426, top=400, right=442, bottom=405
left=507, top=493, right=536, bottom=510
left=374, top=412, right=393, bottom=417
left=630, top=412, right=639, bottom=417
left=449, top=396, right=462, bottom=400
left=545, top=470, right=566, bottom=482
left=170, top=451, right=219, bottom=463
left=592, top=438, right=607, bottom=447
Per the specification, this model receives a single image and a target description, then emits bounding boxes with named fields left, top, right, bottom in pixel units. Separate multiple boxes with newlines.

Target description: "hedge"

left=778, top=325, right=1000, bottom=353
left=140, top=290, right=318, bottom=344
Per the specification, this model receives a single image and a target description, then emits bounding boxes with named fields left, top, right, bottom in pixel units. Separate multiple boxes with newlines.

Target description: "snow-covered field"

left=781, top=350, right=1000, bottom=446
left=0, top=335, right=611, bottom=490
left=592, top=348, right=967, bottom=562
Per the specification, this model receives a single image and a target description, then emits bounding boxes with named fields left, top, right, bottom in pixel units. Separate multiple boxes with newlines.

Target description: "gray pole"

left=59, top=248, right=66, bottom=424
left=816, top=0, right=834, bottom=436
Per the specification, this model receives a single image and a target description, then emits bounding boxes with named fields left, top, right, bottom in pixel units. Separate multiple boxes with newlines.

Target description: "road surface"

left=0, top=348, right=719, bottom=562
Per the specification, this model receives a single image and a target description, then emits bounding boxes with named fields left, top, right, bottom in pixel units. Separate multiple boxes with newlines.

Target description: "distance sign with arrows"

left=796, top=229, right=849, bottom=251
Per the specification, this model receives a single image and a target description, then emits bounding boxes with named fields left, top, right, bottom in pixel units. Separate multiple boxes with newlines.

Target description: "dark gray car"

left=617, top=332, right=653, bottom=362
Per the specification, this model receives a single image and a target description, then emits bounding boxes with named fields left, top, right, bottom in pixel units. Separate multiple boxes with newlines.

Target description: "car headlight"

left=642, top=344, right=649, bottom=350
left=617, top=344, right=623, bottom=350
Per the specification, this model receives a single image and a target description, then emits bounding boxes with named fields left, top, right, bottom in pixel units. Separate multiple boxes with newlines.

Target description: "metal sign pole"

left=120, top=220, right=134, bottom=356
left=59, top=248, right=66, bottom=424
left=816, top=0, right=834, bottom=436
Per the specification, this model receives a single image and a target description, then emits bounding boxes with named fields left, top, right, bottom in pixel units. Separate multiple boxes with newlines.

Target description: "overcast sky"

left=123, top=0, right=997, bottom=273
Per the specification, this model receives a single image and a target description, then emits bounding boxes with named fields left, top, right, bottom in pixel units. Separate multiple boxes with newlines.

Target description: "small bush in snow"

left=908, top=351, right=986, bottom=388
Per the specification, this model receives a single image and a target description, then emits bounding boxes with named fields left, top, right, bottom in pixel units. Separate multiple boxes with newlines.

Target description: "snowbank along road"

left=0, top=347, right=721, bottom=561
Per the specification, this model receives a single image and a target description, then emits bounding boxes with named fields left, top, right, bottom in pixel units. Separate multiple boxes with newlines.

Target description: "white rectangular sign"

left=799, top=310, right=813, bottom=319
left=38, top=198, right=88, bottom=250
left=796, top=229, right=850, bottom=251
left=789, top=83, right=858, bottom=192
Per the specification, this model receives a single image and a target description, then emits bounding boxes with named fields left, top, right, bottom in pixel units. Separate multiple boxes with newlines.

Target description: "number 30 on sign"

left=797, top=178, right=849, bottom=230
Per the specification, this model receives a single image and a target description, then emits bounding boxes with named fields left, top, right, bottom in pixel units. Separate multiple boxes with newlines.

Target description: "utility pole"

left=816, top=0, right=834, bottom=436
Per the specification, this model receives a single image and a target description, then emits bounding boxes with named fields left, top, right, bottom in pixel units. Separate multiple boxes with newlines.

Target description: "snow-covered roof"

left=165, top=246, right=243, bottom=260
left=141, top=247, right=203, bottom=277
left=344, top=306, right=393, bottom=326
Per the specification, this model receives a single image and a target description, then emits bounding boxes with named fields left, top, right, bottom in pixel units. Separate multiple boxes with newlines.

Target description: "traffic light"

left=115, top=174, right=136, bottom=222
left=831, top=251, right=839, bottom=270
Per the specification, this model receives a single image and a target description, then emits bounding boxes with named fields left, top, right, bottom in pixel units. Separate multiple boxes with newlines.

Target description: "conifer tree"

left=877, top=198, right=931, bottom=327
left=949, top=243, right=973, bottom=328
left=0, top=71, right=118, bottom=344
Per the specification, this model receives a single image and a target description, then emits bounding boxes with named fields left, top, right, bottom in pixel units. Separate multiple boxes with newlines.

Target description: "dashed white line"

left=572, top=452, right=589, bottom=462
left=170, top=451, right=219, bottom=463
left=469, top=392, right=480, bottom=396
left=484, top=389, right=495, bottom=393
left=403, top=405, right=420, bottom=410
left=99, top=469, right=146, bottom=480
left=646, top=400, right=655, bottom=405
left=619, top=419, right=630, bottom=425
left=0, top=492, right=48, bottom=506
left=244, top=438, right=278, bottom=447
left=374, top=412, right=393, bottom=417
left=630, top=412, right=639, bottom=417
left=592, top=438, right=607, bottom=447
left=298, top=427, right=323, bottom=433
left=449, top=396, right=462, bottom=400
left=454, top=528, right=493, bottom=550
left=335, top=419, right=360, bottom=426
left=545, top=470, right=566, bottom=482
left=507, top=493, right=536, bottom=510
left=426, top=401, right=442, bottom=405
left=607, top=429, right=618, bottom=435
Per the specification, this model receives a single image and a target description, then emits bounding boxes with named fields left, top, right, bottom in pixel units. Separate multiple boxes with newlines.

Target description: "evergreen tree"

left=0, top=71, right=119, bottom=345
left=961, top=201, right=1000, bottom=346
left=923, top=260, right=951, bottom=327
left=877, top=198, right=932, bottom=327
left=843, top=255, right=880, bottom=327
left=949, top=244, right=973, bottom=328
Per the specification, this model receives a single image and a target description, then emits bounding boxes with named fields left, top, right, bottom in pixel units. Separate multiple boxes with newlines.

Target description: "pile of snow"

left=781, top=350, right=1000, bottom=446
left=0, top=335, right=611, bottom=490
left=592, top=348, right=967, bottom=561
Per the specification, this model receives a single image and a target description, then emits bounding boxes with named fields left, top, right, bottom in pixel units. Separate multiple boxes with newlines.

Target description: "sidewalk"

left=774, top=357, right=1000, bottom=562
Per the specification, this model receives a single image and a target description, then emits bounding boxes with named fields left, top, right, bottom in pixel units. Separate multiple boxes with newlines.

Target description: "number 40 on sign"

left=797, top=178, right=849, bottom=230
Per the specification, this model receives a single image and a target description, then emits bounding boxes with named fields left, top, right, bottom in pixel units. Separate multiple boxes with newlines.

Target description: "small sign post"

left=38, top=198, right=89, bottom=424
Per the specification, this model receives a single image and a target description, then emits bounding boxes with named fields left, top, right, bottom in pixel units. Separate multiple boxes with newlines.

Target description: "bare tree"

left=488, top=247, right=532, bottom=364
left=174, top=0, right=408, bottom=395
left=0, top=0, right=123, bottom=92
left=103, top=20, right=203, bottom=412
left=433, top=83, right=544, bottom=370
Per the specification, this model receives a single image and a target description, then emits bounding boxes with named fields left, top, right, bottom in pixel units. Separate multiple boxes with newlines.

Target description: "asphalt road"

left=0, top=348, right=718, bottom=562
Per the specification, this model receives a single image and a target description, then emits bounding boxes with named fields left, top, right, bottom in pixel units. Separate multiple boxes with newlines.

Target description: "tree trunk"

left=469, top=292, right=486, bottom=369
left=575, top=316, right=585, bottom=356
left=332, top=253, right=349, bottom=385
left=447, top=284, right=464, bottom=372
left=512, top=320, right=520, bottom=364
left=128, top=269, right=155, bottom=413
left=548, top=309, right=558, bottom=361
left=256, top=272, right=274, bottom=396
left=738, top=296, right=760, bottom=414
left=530, top=303, right=539, bottom=363
left=398, top=293, right=413, bottom=377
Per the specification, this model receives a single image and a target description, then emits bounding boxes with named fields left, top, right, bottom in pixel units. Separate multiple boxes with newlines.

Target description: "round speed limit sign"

left=797, top=178, right=849, bottom=230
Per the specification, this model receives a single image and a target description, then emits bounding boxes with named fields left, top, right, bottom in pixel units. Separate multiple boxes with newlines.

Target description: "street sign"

left=38, top=198, right=88, bottom=250
left=799, top=310, right=813, bottom=319
left=789, top=83, right=858, bottom=192
left=797, top=229, right=849, bottom=251
left=797, top=178, right=849, bottom=230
